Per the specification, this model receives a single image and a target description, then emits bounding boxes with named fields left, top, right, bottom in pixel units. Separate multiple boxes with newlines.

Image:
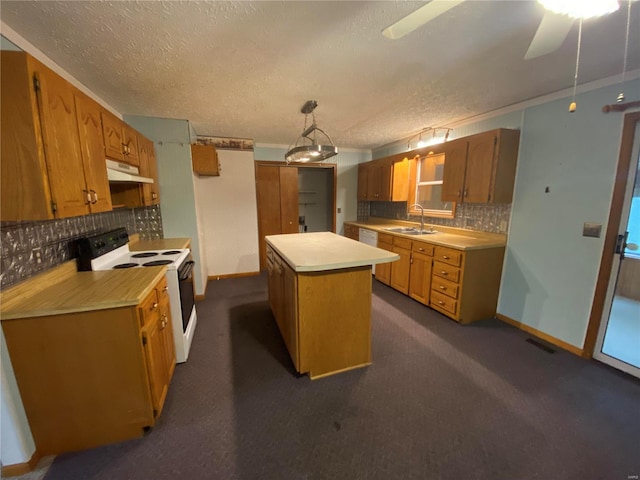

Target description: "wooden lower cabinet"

left=374, top=230, right=505, bottom=324
left=267, top=244, right=371, bottom=379
left=1, top=275, right=175, bottom=455
left=344, top=223, right=359, bottom=240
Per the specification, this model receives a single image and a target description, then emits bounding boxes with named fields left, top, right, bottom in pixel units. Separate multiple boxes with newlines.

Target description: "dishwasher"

left=358, top=228, right=378, bottom=274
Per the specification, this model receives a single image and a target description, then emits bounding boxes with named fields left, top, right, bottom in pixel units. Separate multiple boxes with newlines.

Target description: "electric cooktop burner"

left=162, top=250, right=182, bottom=255
left=143, top=260, right=173, bottom=267
left=113, top=263, right=138, bottom=269
left=131, top=252, right=158, bottom=258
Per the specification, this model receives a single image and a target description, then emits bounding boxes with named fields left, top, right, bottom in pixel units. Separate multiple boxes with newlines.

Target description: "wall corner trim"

left=1, top=449, right=41, bottom=477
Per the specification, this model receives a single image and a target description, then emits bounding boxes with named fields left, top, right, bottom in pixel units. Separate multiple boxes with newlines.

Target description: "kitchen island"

left=265, top=232, right=399, bottom=379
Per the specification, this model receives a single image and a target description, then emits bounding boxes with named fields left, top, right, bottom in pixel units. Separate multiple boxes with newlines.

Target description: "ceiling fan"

left=381, top=0, right=622, bottom=60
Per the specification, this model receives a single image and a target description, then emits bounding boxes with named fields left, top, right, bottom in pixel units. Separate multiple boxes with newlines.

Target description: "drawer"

left=432, top=261, right=461, bottom=283
left=378, top=232, right=394, bottom=244
left=412, top=241, right=434, bottom=256
left=140, top=288, right=160, bottom=327
left=434, top=246, right=463, bottom=267
left=430, top=291, right=458, bottom=316
left=266, top=246, right=274, bottom=263
left=156, top=275, right=169, bottom=304
left=393, top=236, right=412, bottom=250
left=431, top=276, right=459, bottom=299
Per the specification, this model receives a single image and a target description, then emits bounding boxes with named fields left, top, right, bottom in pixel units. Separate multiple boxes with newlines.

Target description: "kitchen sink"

left=384, top=227, right=437, bottom=235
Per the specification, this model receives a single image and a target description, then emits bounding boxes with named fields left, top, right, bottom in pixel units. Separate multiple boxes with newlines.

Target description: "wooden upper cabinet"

left=191, top=144, right=220, bottom=176
left=441, top=128, right=520, bottom=204
left=0, top=51, right=113, bottom=221
left=357, top=156, right=409, bottom=202
left=74, top=92, right=112, bottom=214
left=357, top=163, right=369, bottom=201
left=102, top=112, right=140, bottom=166
left=139, top=137, right=160, bottom=206
left=441, top=139, right=469, bottom=202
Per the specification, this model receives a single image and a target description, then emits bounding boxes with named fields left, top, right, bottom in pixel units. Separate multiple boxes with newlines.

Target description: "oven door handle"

left=178, top=261, right=195, bottom=281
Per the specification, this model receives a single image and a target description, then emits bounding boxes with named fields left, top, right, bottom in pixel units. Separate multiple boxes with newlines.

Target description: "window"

left=409, top=152, right=455, bottom=218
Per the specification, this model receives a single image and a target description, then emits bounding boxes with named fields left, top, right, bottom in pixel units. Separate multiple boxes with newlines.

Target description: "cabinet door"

left=122, top=124, right=140, bottom=166
left=375, top=241, right=393, bottom=285
left=147, top=142, right=160, bottom=204
left=367, top=161, right=383, bottom=200
left=441, top=139, right=469, bottom=202
left=191, top=144, right=220, bottom=176
left=36, top=67, right=90, bottom=218
left=283, top=261, right=300, bottom=371
left=378, top=159, right=392, bottom=201
left=142, top=314, right=168, bottom=417
left=409, top=251, right=432, bottom=305
left=390, top=245, right=411, bottom=294
left=464, top=132, right=496, bottom=203
left=101, top=111, right=125, bottom=161
left=140, top=137, right=160, bottom=206
left=74, top=93, right=112, bottom=214
left=357, top=163, right=369, bottom=201
left=279, top=166, right=299, bottom=233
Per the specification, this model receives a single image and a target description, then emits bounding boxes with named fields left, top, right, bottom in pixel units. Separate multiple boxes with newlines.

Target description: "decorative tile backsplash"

left=366, top=201, right=511, bottom=234
left=0, top=206, right=163, bottom=290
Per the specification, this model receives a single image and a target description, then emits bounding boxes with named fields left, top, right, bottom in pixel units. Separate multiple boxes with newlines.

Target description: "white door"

left=593, top=122, right=640, bottom=378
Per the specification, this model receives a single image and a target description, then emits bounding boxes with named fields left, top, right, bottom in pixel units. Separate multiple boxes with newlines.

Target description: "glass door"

left=593, top=123, right=640, bottom=378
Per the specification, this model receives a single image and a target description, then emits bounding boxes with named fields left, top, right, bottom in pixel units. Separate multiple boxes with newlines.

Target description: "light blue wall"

left=123, top=116, right=206, bottom=296
left=500, top=82, right=634, bottom=348
left=254, top=145, right=371, bottom=235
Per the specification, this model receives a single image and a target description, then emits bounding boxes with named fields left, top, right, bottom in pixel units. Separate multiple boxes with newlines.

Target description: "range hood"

left=106, top=159, right=153, bottom=184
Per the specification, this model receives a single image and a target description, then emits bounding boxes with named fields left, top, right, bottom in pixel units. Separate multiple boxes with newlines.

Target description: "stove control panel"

left=76, top=228, right=129, bottom=271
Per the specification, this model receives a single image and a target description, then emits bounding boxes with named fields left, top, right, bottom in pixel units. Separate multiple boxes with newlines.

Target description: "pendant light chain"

left=618, top=0, right=632, bottom=102
left=569, top=18, right=583, bottom=113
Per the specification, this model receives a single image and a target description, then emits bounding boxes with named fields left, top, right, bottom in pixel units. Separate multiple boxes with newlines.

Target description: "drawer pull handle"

left=439, top=285, right=446, bottom=290
left=152, top=302, right=158, bottom=309
left=443, top=255, right=450, bottom=259
left=441, top=271, right=447, bottom=275
left=418, top=248, right=424, bottom=251
left=163, top=286, right=169, bottom=292
left=438, top=300, right=444, bottom=305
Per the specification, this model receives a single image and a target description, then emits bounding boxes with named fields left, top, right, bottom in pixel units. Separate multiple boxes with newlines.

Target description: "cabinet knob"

left=443, top=255, right=450, bottom=259
left=463, top=189, right=468, bottom=197
left=439, top=285, right=446, bottom=290
left=163, top=286, right=169, bottom=292
left=441, top=271, right=447, bottom=275
left=438, top=300, right=444, bottom=305
left=457, top=190, right=461, bottom=197
left=152, top=302, right=158, bottom=309
left=90, top=189, right=98, bottom=204
left=83, top=190, right=91, bottom=205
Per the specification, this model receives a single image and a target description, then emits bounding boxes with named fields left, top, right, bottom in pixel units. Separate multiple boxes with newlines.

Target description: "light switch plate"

left=583, top=223, right=602, bottom=238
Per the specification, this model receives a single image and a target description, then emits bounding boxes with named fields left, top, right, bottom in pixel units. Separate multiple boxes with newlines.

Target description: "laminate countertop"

left=345, top=220, right=506, bottom=251
left=1, top=266, right=167, bottom=320
left=266, top=232, right=399, bottom=273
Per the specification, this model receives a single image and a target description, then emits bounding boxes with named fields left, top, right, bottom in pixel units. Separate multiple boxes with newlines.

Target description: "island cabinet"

left=0, top=51, right=112, bottom=221
left=441, top=128, right=520, bottom=204
left=1, top=271, right=175, bottom=455
left=265, top=232, right=398, bottom=379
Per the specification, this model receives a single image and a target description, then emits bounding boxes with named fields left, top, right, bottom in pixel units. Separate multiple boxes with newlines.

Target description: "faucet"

left=409, top=204, right=425, bottom=232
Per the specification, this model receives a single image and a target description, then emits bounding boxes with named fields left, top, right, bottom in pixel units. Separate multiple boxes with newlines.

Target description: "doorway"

left=586, top=112, right=640, bottom=378
left=255, top=162, right=336, bottom=270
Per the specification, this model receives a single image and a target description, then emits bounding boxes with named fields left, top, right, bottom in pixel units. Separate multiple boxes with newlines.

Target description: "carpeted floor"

left=44, top=274, right=640, bottom=480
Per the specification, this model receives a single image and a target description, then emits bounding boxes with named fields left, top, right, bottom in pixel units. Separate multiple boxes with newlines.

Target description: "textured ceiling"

left=1, top=1, right=639, bottom=149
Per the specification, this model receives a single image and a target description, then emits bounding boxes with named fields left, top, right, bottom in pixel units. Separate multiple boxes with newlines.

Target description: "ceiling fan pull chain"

left=569, top=18, right=583, bottom=113
left=617, top=0, right=632, bottom=103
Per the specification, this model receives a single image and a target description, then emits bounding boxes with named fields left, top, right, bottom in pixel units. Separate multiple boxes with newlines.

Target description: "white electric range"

left=76, top=228, right=197, bottom=363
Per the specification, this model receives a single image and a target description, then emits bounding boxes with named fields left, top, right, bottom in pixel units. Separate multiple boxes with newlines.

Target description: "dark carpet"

left=45, top=274, right=640, bottom=480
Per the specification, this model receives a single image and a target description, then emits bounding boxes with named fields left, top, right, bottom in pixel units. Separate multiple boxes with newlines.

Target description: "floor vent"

left=526, top=338, right=556, bottom=354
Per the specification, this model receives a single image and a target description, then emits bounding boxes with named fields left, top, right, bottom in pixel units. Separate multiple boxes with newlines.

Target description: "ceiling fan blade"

left=524, top=10, right=575, bottom=60
left=382, top=0, right=466, bottom=40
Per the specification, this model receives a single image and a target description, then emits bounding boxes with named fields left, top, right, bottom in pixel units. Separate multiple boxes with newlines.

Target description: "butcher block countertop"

left=129, top=235, right=191, bottom=251
left=266, top=232, right=399, bottom=273
left=345, top=218, right=506, bottom=250
left=1, top=265, right=167, bottom=321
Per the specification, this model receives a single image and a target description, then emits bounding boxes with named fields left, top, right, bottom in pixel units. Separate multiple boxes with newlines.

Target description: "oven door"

left=178, top=256, right=196, bottom=331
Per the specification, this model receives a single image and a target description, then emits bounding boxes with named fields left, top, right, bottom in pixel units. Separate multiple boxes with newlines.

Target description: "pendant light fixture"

left=285, top=100, right=338, bottom=164
left=617, top=0, right=632, bottom=103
